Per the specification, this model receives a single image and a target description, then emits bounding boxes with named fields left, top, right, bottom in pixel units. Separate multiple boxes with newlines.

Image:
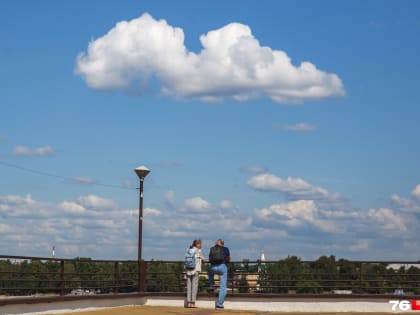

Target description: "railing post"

left=139, top=260, right=146, bottom=292
left=114, top=261, right=119, bottom=294
left=60, top=260, right=65, bottom=296
left=230, top=267, right=235, bottom=293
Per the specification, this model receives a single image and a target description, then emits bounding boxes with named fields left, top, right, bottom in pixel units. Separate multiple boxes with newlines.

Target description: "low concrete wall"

left=0, top=296, right=146, bottom=315
left=1, top=294, right=419, bottom=314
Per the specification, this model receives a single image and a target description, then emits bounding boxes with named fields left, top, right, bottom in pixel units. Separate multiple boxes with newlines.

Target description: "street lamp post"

left=134, top=165, right=150, bottom=292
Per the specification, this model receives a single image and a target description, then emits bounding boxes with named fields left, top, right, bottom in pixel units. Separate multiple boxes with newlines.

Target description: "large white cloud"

left=76, top=13, right=345, bottom=103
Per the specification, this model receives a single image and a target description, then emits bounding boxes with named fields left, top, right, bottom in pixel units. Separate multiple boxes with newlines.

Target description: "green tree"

left=311, top=255, right=338, bottom=292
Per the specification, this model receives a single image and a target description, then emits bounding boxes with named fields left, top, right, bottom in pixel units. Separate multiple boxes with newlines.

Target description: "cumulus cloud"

left=0, top=193, right=131, bottom=259
left=1, top=183, right=419, bottom=260
left=0, top=194, right=48, bottom=218
left=59, top=201, right=87, bottom=215
left=182, top=196, right=212, bottom=212
left=76, top=13, right=345, bottom=103
left=390, top=184, right=420, bottom=213
left=255, top=199, right=338, bottom=233
left=256, top=200, right=317, bottom=226
left=59, top=195, right=117, bottom=217
left=12, top=145, right=54, bottom=157
left=411, top=184, right=420, bottom=200
left=367, top=207, right=408, bottom=234
left=76, top=194, right=116, bottom=210
left=247, top=173, right=340, bottom=202
left=144, top=207, right=162, bottom=216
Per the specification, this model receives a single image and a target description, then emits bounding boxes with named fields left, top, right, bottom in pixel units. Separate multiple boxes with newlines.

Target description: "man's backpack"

left=184, top=248, right=197, bottom=270
left=209, top=246, right=224, bottom=264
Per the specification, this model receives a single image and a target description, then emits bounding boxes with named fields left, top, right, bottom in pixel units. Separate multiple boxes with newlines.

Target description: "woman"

left=186, top=239, right=205, bottom=308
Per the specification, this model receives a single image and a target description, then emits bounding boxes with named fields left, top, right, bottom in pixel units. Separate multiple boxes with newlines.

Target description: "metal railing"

left=1, top=255, right=419, bottom=298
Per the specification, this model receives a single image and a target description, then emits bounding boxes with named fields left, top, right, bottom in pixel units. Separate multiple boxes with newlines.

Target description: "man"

left=208, top=238, right=230, bottom=309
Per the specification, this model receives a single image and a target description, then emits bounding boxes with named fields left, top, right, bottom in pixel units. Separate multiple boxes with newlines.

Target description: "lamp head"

left=134, top=165, right=151, bottom=179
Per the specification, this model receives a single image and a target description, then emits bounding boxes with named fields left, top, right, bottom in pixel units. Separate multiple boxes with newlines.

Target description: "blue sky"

left=0, top=1, right=419, bottom=261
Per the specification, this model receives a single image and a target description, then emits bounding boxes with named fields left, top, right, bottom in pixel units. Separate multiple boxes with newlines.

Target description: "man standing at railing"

left=208, top=238, right=230, bottom=309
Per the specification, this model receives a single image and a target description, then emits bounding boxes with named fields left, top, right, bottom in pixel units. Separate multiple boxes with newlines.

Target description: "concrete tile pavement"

left=44, top=305, right=402, bottom=315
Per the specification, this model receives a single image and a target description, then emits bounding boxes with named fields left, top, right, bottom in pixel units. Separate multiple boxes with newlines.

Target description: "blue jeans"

left=208, top=264, right=227, bottom=307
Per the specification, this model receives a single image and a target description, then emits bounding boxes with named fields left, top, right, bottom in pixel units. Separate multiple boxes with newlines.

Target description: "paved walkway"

left=50, top=305, right=402, bottom=315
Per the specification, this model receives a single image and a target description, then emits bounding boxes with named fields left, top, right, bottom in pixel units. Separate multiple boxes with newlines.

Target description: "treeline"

left=0, top=255, right=419, bottom=296
left=241, top=256, right=420, bottom=294
left=0, top=258, right=139, bottom=296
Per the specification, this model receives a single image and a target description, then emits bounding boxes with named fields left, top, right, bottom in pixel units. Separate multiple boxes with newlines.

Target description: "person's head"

left=191, top=239, right=202, bottom=249
left=216, top=238, right=224, bottom=246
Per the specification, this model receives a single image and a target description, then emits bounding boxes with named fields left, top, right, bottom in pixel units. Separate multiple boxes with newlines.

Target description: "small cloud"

left=220, top=200, right=232, bottom=209
left=183, top=196, right=211, bottom=212
left=12, top=145, right=55, bottom=157
left=76, top=195, right=116, bottom=210
left=247, top=173, right=336, bottom=201
left=274, top=123, right=318, bottom=132
left=164, top=190, right=176, bottom=208
left=349, top=239, right=370, bottom=251
left=0, top=223, right=12, bottom=233
left=412, top=184, right=420, bottom=199
left=60, top=201, right=87, bottom=215
left=144, top=207, right=162, bottom=216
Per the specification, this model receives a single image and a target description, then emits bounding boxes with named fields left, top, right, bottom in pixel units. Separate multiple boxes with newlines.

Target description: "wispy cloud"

left=274, top=123, right=318, bottom=132
left=76, top=13, right=345, bottom=104
left=153, top=161, right=183, bottom=168
left=12, top=145, right=55, bottom=157
left=68, top=177, right=96, bottom=185
left=241, top=165, right=268, bottom=174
